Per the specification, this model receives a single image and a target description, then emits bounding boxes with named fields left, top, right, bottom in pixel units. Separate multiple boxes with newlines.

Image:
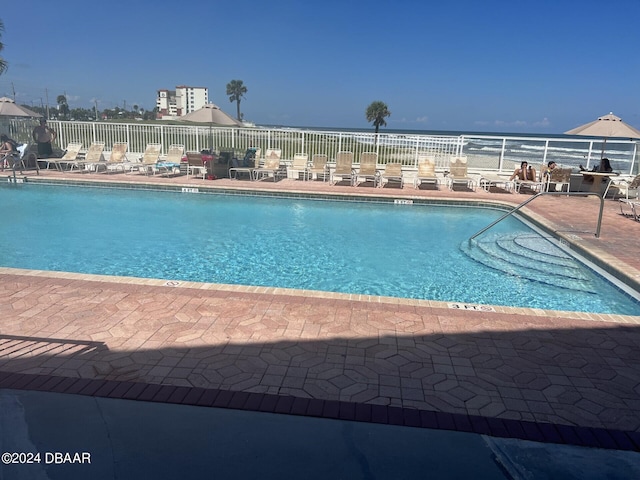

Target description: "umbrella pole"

left=600, top=138, right=607, bottom=160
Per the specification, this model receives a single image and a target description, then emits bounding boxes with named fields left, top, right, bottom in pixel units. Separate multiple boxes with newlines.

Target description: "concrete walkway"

left=1, top=170, right=640, bottom=464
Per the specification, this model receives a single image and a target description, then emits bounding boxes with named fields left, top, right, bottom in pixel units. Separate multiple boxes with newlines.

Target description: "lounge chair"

left=479, top=172, right=514, bottom=192
left=447, top=156, right=475, bottom=191
left=186, top=152, right=207, bottom=179
left=71, top=142, right=105, bottom=172
left=331, top=151, right=355, bottom=185
left=52, top=142, right=82, bottom=171
left=544, top=167, right=572, bottom=193
left=414, top=155, right=439, bottom=189
left=135, top=143, right=162, bottom=175
left=1, top=142, right=29, bottom=173
left=307, top=154, right=329, bottom=181
left=101, top=142, right=128, bottom=174
left=632, top=202, right=640, bottom=221
left=615, top=174, right=640, bottom=216
left=154, top=144, right=184, bottom=176
left=229, top=147, right=261, bottom=180
left=288, top=153, right=309, bottom=180
left=379, top=163, right=404, bottom=188
left=355, top=152, right=379, bottom=187
left=513, top=165, right=544, bottom=193
left=609, top=173, right=640, bottom=200
left=253, top=148, right=282, bottom=181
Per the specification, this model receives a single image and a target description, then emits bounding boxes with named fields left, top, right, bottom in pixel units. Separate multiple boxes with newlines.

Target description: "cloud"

left=533, top=117, right=550, bottom=127
left=391, top=116, right=428, bottom=124
left=475, top=117, right=550, bottom=129
left=474, top=119, right=529, bottom=127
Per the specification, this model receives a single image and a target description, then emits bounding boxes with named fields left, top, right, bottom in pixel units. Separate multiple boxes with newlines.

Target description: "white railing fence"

left=5, top=119, right=638, bottom=174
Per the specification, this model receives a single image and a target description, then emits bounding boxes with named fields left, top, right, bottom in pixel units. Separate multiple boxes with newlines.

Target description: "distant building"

left=156, top=86, right=209, bottom=119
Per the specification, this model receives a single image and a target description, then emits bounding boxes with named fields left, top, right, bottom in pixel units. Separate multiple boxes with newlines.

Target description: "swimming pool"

left=1, top=183, right=639, bottom=315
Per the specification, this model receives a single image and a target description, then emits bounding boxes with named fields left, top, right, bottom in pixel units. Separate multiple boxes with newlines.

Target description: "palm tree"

left=365, top=101, right=391, bottom=134
left=0, top=20, right=8, bottom=76
left=226, top=80, right=247, bottom=121
left=56, top=94, right=69, bottom=119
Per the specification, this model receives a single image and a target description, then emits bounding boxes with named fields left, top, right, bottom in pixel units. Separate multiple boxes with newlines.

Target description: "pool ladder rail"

left=468, top=192, right=605, bottom=244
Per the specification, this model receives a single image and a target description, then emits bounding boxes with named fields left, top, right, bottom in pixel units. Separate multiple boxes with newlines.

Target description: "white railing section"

left=5, top=119, right=639, bottom=174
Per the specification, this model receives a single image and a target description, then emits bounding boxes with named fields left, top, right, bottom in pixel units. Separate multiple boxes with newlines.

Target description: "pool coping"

left=1, top=266, right=638, bottom=325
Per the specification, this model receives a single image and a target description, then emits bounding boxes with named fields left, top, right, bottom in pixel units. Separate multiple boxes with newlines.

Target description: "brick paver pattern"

left=1, top=170, right=639, bottom=438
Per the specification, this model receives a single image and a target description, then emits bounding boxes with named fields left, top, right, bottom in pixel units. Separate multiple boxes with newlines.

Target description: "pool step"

left=460, top=233, right=596, bottom=293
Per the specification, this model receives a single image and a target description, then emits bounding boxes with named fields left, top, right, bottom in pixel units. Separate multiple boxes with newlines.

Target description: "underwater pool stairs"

left=461, top=233, right=596, bottom=293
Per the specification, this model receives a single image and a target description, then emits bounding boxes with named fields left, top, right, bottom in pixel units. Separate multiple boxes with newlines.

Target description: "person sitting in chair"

left=543, top=161, right=557, bottom=178
left=580, top=158, right=613, bottom=182
left=0, top=134, right=18, bottom=170
left=509, top=161, right=537, bottom=182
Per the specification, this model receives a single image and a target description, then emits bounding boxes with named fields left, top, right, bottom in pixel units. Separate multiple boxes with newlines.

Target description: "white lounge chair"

left=253, top=148, right=282, bottom=181
left=414, top=155, right=439, bottom=189
left=101, top=142, right=128, bottom=174
left=307, top=154, right=329, bottom=181
left=513, top=165, right=543, bottom=193
left=72, top=142, right=105, bottom=172
left=355, top=152, right=379, bottom=187
left=331, top=151, right=355, bottom=186
left=53, top=142, right=83, bottom=171
left=288, top=153, right=309, bottom=180
left=154, top=144, right=184, bottom=176
left=544, top=167, right=572, bottom=193
left=609, top=174, right=640, bottom=200
left=135, top=143, right=162, bottom=175
left=379, top=163, right=404, bottom=188
left=479, top=172, right=514, bottom=192
left=447, top=156, right=475, bottom=191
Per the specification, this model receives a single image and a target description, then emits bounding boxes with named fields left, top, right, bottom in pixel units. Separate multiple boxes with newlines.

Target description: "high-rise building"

left=156, top=86, right=209, bottom=118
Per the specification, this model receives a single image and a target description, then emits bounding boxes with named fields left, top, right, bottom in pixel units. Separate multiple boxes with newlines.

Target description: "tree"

left=365, top=101, right=391, bottom=134
left=226, top=79, right=247, bottom=121
left=0, top=20, right=8, bottom=76
left=56, top=94, right=69, bottom=119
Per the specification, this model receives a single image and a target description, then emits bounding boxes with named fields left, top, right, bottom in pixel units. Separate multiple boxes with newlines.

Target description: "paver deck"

left=1, top=169, right=639, bottom=450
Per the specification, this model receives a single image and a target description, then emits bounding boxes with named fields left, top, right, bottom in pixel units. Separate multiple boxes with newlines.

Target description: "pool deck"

left=2, top=169, right=640, bottom=451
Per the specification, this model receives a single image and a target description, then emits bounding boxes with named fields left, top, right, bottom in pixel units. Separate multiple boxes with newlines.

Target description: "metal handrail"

left=468, top=191, right=605, bottom=244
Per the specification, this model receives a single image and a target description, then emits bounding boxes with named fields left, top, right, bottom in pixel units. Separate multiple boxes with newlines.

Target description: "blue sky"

left=1, top=0, right=639, bottom=134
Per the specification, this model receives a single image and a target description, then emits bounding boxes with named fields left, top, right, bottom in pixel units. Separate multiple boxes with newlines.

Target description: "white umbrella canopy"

left=565, top=112, right=640, bottom=139
left=565, top=112, right=640, bottom=161
left=0, top=96, right=42, bottom=118
left=179, top=103, right=242, bottom=126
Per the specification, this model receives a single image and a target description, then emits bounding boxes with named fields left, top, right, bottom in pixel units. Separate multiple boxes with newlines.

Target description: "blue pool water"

left=1, top=184, right=638, bottom=315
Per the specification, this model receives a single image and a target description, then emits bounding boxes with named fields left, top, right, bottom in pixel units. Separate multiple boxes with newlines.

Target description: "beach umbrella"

left=179, top=103, right=242, bottom=151
left=0, top=97, right=42, bottom=118
left=565, top=112, right=640, bottom=159
left=180, top=103, right=242, bottom=126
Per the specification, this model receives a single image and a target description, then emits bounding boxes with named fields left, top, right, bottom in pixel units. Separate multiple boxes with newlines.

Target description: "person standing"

left=32, top=118, right=56, bottom=157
